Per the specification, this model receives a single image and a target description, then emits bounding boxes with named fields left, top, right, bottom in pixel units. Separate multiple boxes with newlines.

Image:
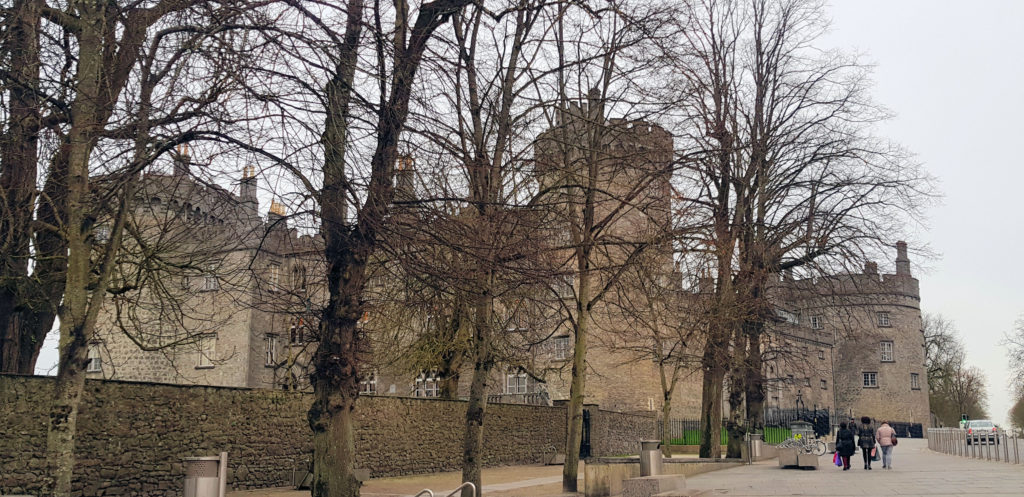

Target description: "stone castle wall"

left=0, top=375, right=653, bottom=496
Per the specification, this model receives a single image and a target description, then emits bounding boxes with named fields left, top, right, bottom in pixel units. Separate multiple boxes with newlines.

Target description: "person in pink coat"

left=875, top=421, right=897, bottom=469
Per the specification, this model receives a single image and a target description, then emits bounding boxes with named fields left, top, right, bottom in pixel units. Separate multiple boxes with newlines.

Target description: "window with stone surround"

left=267, top=262, right=280, bottom=289
left=810, top=315, right=823, bottom=330
left=360, top=371, right=377, bottom=394
left=880, top=341, right=894, bottom=362
left=86, top=342, right=102, bottom=373
left=197, top=334, right=216, bottom=368
left=552, top=335, right=570, bottom=360
left=203, top=263, right=219, bottom=291
left=818, top=349, right=825, bottom=360
left=877, top=312, right=891, bottom=327
left=264, top=334, right=279, bottom=366
left=289, top=320, right=305, bottom=344
left=863, top=371, right=878, bottom=388
left=803, top=377, right=811, bottom=387
left=506, top=371, right=528, bottom=394
left=911, top=373, right=920, bottom=390
left=414, top=371, right=439, bottom=397
left=820, top=379, right=827, bottom=390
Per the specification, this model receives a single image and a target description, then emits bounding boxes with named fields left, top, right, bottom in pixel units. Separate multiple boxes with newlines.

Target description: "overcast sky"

left=33, top=0, right=1023, bottom=425
left=823, top=0, right=1024, bottom=425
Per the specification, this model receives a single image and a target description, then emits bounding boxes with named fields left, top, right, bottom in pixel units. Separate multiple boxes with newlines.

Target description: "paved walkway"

left=232, top=439, right=1024, bottom=497
left=687, top=438, right=1024, bottom=496
left=229, top=463, right=581, bottom=497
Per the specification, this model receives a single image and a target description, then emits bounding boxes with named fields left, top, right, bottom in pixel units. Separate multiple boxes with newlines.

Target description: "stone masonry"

left=0, top=374, right=654, bottom=496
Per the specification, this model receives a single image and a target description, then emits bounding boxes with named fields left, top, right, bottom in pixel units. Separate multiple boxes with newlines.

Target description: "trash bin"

left=639, top=440, right=663, bottom=476
left=184, top=452, right=227, bottom=497
left=747, top=433, right=763, bottom=458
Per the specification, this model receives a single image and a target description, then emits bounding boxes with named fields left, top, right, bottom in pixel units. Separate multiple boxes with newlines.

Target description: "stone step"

left=622, top=474, right=686, bottom=497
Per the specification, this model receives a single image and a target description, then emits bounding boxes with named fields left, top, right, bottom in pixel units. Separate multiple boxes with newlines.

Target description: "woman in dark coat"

left=857, top=416, right=876, bottom=470
left=836, top=422, right=856, bottom=470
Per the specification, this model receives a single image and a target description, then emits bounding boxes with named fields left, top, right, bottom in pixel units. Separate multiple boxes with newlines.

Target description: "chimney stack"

left=895, top=241, right=911, bottom=276
left=240, top=165, right=258, bottom=205
left=864, top=261, right=878, bottom=275
left=395, top=155, right=415, bottom=203
left=173, top=144, right=191, bottom=177
left=268, top=200, right=286, bottom=229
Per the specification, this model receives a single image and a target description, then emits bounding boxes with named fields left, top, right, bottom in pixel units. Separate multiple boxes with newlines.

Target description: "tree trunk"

left=44, top=7, right=104, bottom=491
left=0, top=0, right=43, bottom=375
left=726, top=326, right=747, bottom=459
left=699, top=339, right=725, bottom=459
left=661, top=392, right=673, bottom=457
left=725, top=373, right=745, bottom=459
left=308, top=318, right=361, bottom=497
left=461, top=295, right=493, bottom=497
left=744, top=325, right=765, bottom=432
left=45, top=321, right=89, bottom=496
left=562, top=278, right=590, bottom=492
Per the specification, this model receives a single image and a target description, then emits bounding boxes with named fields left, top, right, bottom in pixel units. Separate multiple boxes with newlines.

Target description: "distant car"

left=965, top=420, right=999, bottom=445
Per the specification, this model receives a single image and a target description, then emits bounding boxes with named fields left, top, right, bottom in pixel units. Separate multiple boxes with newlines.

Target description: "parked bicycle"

left=777, top=434, right=827, bottom=456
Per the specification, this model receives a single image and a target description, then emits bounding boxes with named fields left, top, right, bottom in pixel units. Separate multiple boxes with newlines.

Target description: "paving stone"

left=687, top=439, right=1024, bottom=496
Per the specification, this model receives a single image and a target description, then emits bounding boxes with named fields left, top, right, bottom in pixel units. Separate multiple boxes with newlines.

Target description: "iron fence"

left=657, top=408, right=831, bottom=446
left=927, top=428, right=1023, bottom=464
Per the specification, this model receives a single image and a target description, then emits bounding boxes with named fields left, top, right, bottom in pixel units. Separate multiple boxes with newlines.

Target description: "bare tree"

left=671, top=0, right=933, bottom=457
left=1004, top=316, right=1024, bottom=398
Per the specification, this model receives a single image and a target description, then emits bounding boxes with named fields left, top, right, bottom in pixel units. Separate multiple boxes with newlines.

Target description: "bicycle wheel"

left=812, top=440, right=827, bottom=456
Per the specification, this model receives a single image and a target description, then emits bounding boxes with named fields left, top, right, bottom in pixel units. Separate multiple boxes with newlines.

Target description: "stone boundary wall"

left=588, top=408, right=657, bottom=457
left=0, top=375, right=567, bottom=496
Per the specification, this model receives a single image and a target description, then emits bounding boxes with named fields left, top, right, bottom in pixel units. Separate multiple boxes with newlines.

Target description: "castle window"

left=506, top=370, right=528, bottom=394
left=776, top=309, right=799, bottom=325
left=880, top=341, right=894, bottom=362
left=292, top=265, right=307, bottom=291
left=267, top=263, right=280, bottom=289
left=203, top=264, right=219, bottom=291
left=810, top=315, right=823, bottom=330
left=820, top=379, right=827, bottom=390
left=95, top=225, right=110, bottom=243
left=818, top=349, right=825, bottom=360
left=877, top=312, right=891, bottom=327
left=264, top=334, right=279, bottom=366
left=911, top=373, right=920, bottom=390
left=414, top=371, right=439, bottom=397
left=86, top=343, right=102, bottom=373
left=197, top=334, right=216, bottom=368
left=360, top=371, right=377, bottom=395
left=290, top=321, right=305, bottom=344
left=786, top=374, right=794, bottom=385
left=803, top=377, right=811, bottom=387
left=552, top=335, right=570, bottom=360
left=863, top=372, right=878, bottom=388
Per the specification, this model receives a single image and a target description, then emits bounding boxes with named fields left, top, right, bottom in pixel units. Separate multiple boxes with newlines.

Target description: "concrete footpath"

left=687, top=438, right=1024, bottom=496
left=232, top=439, right=1024, bottom=497
left=228, top=463, right=582, bottom=497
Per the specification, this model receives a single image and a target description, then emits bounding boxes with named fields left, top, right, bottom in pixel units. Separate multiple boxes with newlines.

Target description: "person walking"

left=876, top=420, right=897, bottom=469
left=857, top=416, right=876, bottom=470
left=836, top=422, right=856, bottom=470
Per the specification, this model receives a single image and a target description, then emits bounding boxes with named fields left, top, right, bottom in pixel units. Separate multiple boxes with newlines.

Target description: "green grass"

left=667, top=427, right=792, bottom=446
left=762, top=427, right=793, bottom=444
left=668, top=428, right=727, bottom=446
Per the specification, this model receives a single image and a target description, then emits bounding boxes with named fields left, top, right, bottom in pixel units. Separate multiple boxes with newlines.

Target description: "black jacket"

left=836, top=428, right=856, bottom=456
left=857, top=425, right=876, bottom=449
